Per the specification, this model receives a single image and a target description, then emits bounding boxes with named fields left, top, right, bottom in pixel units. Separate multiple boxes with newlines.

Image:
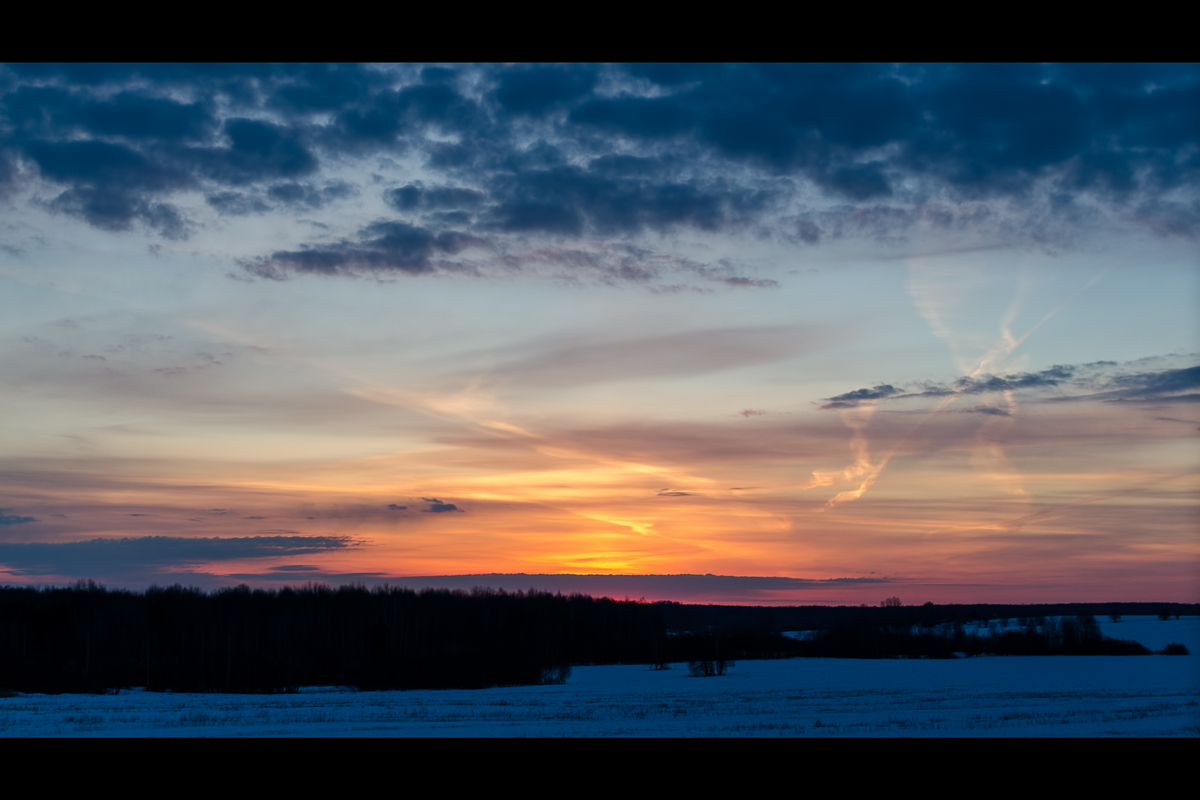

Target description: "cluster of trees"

left=0, top=582, right=802, bottom=693
left=793, top=614, right=1154, bottom=659
left=1, top=585, right=1189, bottom=694
left=688, top=659, right=734, bottom=677
left=0, top=583, right=646, bottom=693
left=655, top=601, right=1196, bottom=637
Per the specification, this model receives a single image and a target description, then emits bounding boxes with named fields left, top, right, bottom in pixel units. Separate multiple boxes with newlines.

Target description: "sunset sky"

left=0, top=64, right=1196, bottom=603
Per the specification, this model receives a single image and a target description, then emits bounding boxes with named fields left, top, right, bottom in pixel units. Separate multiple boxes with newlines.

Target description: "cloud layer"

left=382, top=573, right=893, bottom=604
left=0, top=535, right=359, bottom=576
left=822, top=358, right=1200, bottom=408
left=2, top=64, right=1196, bottom=604
left=3, top=64, right=1195, bottom=282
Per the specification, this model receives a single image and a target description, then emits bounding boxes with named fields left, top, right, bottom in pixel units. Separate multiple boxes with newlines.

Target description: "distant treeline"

left=0, top=582, right=795, bottom=693
left=793, top=614, right=1157, bottom=659
left=655, top=601, right=1198, bottom=635
left=0, top=584, right=1193, bottom=694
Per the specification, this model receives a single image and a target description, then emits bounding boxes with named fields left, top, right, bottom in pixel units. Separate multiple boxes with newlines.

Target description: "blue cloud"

left=420, top=498, right=461, bottom=513
left=1, top=63, right=1194, bottom=254
left=0, top=535, right=359, bottom=576
left=823, top=360, right=1200, bottom=407
left=248, top=220, right=478, bottom=278
left=0, top=509, right=37, bottom=526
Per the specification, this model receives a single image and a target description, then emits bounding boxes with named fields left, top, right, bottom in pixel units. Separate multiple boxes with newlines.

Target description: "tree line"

left=1, top=584, right=1190, bottom=694
left=0, top=582, right=797, bottom=693
left=792, top=613, right=1161, bottom=659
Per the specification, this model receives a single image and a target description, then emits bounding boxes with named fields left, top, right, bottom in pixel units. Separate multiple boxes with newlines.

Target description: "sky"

left=0, top=63, right=1197, bottom=604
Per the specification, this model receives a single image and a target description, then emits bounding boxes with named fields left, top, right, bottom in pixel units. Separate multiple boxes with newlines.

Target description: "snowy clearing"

left=2, top=617, right=1196, bottom=737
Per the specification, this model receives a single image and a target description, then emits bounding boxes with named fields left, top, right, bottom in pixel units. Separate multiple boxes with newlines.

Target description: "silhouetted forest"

left=0, top=583, right=1193, bottom=694
left=792, top=613, right=1153, bottom=659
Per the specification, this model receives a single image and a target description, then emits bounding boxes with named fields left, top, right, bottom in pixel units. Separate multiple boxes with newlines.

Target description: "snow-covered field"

left=3, top=617, right=1196, bottom=737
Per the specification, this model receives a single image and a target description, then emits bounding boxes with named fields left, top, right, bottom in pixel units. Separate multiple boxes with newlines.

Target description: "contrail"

left=813, top=263, right=1114, bottom=509
left=802, top=404, right=893, bottom=509
left=968, top=264, right=1116, bottom=381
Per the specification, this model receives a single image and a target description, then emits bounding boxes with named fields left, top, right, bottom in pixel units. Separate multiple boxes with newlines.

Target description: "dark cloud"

left=246, top=220, right=480, bottom=278
left=205, top=181, right=357, bottom=216
left=1, top=63, right=1194, bottom=254
left=3, top=83, right=315, bottom=234
left=794, top=219, right=822, bottom=244
left=817, top=163, right=892, bottom=200
left=1116, top=393, right=1200, bottom=404
left=481, top=162, right=775, bottom=238
left=1109, top=365, right=1200, bottom=397
left=0, top=509, right=37, bottom=525
left=223, top=570, right=389, bottom=583
left=826, top=384, right=901, bottom=404
left=420, top=498, right=461, bottom=513
left=320, top=70, right=485, bottom=154
left=388, top=572, right=894, bottom=603
left=493, top=65, right=598, bottom=115
left=36, top=155, right=192, bottom=236
left=265, top=63, right=390, bottom=116
left=266, top=180, right=355, bottom=209
left=0, top=535, right=359, bottom=576
left=657, top=490, right=694, bottom=496
left=25, top=139, right=190, bottom=191
left=205, top=191, right=270, bottom=216
left=965, top=406, right=1012, bottom=417
left=571, top=95, right=695, bottom=138
left=2, top=86, right=216, bottom=142
left=942, top=366, right=1075, bottom=396
left=1035, top=363, right=1200, bottom=404
left=383, top=183, right=486, bottom=212
left=823, top=359, right=1200, bottom=408
left=199, top=118, right=315, bottom=185
left=720, top=277, right=780, bottom=288
left=386, top=503, right=407, bottom=510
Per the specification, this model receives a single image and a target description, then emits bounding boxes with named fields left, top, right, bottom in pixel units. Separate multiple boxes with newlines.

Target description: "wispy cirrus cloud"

left=479, top=324, right=820, bottom=388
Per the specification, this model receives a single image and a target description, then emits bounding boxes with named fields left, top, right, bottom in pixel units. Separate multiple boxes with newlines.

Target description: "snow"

left=2, top=617, right=1196, bottom=737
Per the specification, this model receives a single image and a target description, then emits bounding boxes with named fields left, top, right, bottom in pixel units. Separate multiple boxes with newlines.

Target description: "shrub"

left=688, top=658, right=734, bottom=677
left=1158, top=643, right=1189, bottom=656
left=539, top=665, right=572, bottom=685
